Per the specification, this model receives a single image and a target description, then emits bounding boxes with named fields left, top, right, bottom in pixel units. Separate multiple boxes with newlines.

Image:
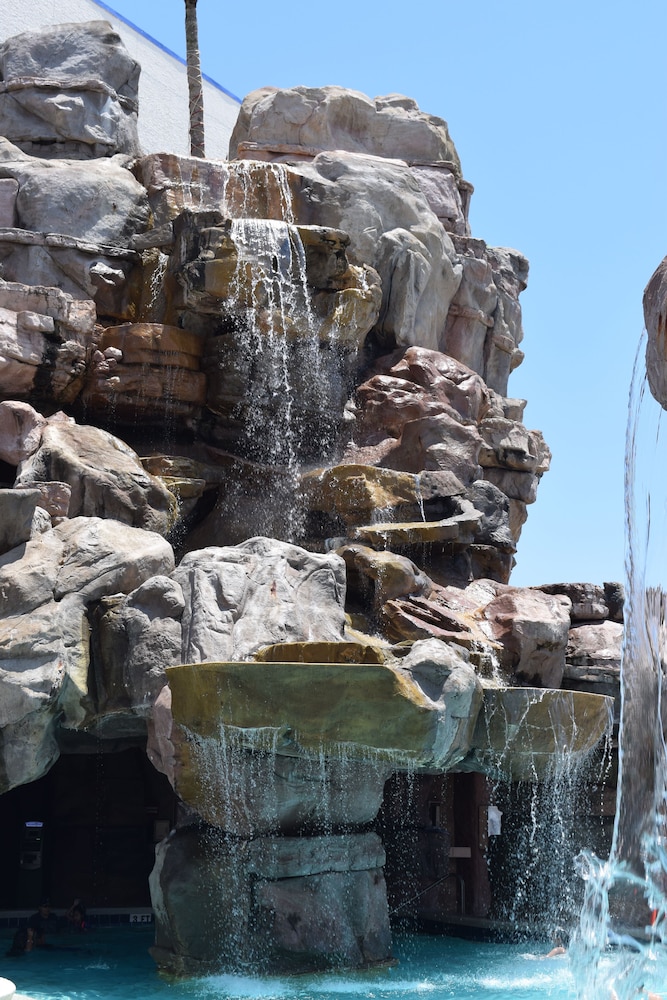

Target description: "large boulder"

left=291, top=151, right=462, bottom=351
left=16, top=415, right=177, bottom=535
left=150, top=826, right=390, bottom=974
left=229, top=86, right=461, bottom=169
left=460, top=686, right=614, bottom=780
left=0, top=487, right=42, bottom=553
left=480, top=587, right=572, bottom=688
left=173, top=537, right=347, bottom=663
left=90, top=576, right=185, bottom=737
left=0, top=593, right=88, bottom=791
left=0, top=21, right=140, bottom=159
left=644, top=255, right=667, bottom=408
left=0, top=516, right=175, bottom=791
left=0, top=139, right=147, bottom=310
left=0, top=398, right=46, bottom=463
left=156, top=638, right=483, bottom=829
left=443, top=240, right=528, bottom=395
left=563, top=620, right=623, bottom=702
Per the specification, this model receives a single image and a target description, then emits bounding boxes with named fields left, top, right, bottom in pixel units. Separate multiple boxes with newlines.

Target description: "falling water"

left=487, top=741, right=612, bottom=937
left=221, top=214, right=351, bottom=540
left=181, top=724, right=394, bottom=971
left=571, top=331, right=667, bottom=998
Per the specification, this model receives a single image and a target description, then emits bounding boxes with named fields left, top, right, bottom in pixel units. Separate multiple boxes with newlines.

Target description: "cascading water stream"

left=214, top=164, right=354, bottom=541
left=571, top=330, right=667, bottom=998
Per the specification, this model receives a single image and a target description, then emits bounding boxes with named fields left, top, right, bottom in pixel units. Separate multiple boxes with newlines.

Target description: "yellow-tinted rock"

left=254, top=641, right=385, bottom=664
left=100, top=323, right=204, bottom=362
left=169, top=661, right=429, bottom=759
left=302, top=464, right=421, bottom=520
left=166, top=658, right=479, bottom=777
left=352, top=519, right=462, bottom=546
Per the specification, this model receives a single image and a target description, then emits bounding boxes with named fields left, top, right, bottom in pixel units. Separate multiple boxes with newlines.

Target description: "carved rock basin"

left=459, top=686, right=614, bottom=780
left=162, top=660, right=614, bottom=834
left=163, top=654, right=482, bottom=832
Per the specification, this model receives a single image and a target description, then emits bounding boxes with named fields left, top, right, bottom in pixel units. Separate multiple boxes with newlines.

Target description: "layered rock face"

left=0, top=23, right=617, bottom=976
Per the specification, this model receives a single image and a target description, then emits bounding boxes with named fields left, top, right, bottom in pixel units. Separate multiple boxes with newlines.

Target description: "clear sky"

left=101, top=0, right=666, bottom=588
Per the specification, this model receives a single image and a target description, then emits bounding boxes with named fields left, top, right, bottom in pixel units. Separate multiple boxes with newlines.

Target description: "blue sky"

left=101, top=0, right=666, bottom=588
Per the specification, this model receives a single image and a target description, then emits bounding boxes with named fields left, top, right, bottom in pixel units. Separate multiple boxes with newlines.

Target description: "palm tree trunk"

left=185, top=0, right=205, bottom=158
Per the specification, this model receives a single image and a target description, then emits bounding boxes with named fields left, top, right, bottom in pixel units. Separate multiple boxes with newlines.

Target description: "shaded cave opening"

left=0, top=747, right=177, bottom=912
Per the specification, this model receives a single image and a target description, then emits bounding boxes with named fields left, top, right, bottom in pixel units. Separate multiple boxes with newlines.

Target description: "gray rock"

left=536, top=582, right=615, bottom=623
left=150, top=825, right=391, bottom=974
left=156, top=733, right=391, bottom=835
left=16, top=417, right=177, bottom=535
left=644, top=255, right=667, bottom=409
left=0, top=592, right=90, bottom=790
left=255, top=867, right=390, bottom=969
left=24, top=480, right=71, bottom=519
left=0, top=399, right=45, bottom=464
left=0, top=516, right=174, bottom=789
left=394, top=638, right=484, bottom=769
left=8, top=147, right=148, bottom=241
left=292, top=151, right=462, bottom=351
left=604, top=581, right=625, bottom=623
left=410, top=164, right=469, bottom=235
left=479, top=416, right=550, bottom=474
left=568, top=618, right=623, bottom=662
left=564, top=620, right=623, bottom=703
left=90, top=576, right=185, bottom=737
left=53, top=517, right=175, bottom=602
left=0, top=487, right=42, bottom=553
left=0, top=21, right=140, bottom=159
left=246, top=832, right=385, bottom=878
left=0, top=178, right=18, bottom=225
left=0, top=525, right=64, bottom=616
left=229, top=86, right=461, bottom=170
left=0, top=514, right=173, bottom=617
left=0, top=140, right=148, bottom=305
left=174, top=536, right=347, bottom=663
left=465, top=480, right=515, bottom=552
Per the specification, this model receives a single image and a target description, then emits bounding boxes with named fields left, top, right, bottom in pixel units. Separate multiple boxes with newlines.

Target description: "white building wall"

left=0, top=0, right=241, bottom=160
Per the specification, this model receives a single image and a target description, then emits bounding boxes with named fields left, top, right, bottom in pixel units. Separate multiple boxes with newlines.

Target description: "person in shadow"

left=66, top=899, right=86, bottom=932
left=26, top=901, right=59, bottom=946
left=6, top=927, right=35, bottom=956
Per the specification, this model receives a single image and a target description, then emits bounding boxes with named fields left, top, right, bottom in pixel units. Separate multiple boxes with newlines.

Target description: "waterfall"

left=571, top=331, right=667, bottom=998
left=219, top=213, right=351, bottom=541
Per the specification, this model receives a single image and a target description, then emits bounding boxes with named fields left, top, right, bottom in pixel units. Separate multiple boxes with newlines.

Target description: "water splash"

left=571, top=331, right=667, bottom=998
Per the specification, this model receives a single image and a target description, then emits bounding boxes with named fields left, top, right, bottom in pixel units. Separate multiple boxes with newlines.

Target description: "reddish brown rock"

left=481, top=588, right=572, bottom=688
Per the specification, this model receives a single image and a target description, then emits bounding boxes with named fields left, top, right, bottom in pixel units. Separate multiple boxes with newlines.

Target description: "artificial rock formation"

left=0, top=21, right=618, bottom=977
left=0, top=20, right=140, bottom=158
left=644, top=255, right=667, bottom=409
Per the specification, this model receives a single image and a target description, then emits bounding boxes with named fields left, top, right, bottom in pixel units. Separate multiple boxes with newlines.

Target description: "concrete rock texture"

left=0, top=28, right=619, bottom=977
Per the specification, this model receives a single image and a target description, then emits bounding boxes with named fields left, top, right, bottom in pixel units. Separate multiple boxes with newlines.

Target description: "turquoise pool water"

left=0, top=926, right=635, bottom=1000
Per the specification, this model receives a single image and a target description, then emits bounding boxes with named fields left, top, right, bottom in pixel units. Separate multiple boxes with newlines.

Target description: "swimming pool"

left=4, top=926, right=658, bottom=1000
